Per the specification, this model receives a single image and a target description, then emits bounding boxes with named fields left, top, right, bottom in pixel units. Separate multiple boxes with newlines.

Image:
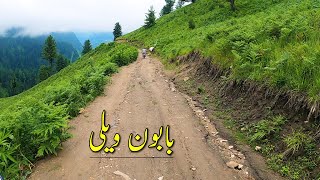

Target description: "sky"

left=0, top=0, right=166, bottom=36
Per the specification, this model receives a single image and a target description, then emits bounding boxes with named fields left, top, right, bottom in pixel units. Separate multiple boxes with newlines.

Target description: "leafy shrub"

left=0, top=43, right=138, bottom=179
left=124, top=0, right=320, bottom=104
left=248, top=116, right=286, bottom=143
left=102, top=63, right=118, bottom=76
left=0, top=131, right=19, bottom=178
left=21, top=102, right=70, bottom=158
left=284, top=130, right=312, bottom=155
left=110, top=44, right=138, bottom=66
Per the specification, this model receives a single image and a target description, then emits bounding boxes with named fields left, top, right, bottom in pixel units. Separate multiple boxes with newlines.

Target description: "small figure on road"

left=142, top=48, right=147, bottom=59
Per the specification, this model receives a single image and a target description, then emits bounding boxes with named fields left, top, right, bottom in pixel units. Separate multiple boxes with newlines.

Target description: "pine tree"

left=56, top=54, right=70, bottom=72
left=82, top=40, right=92, bottom=55
left=113, top=22, right=123, bottom=41
left=39, top=65, right=50, bottom=82
left=145, top=6, right=156, bottom=28
left=160, top=0, right=175, bottom=16
left=42, top=35, right=57, bottom=68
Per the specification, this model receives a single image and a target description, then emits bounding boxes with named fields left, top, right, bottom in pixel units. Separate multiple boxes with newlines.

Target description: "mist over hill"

left=0, top=28, right=81, bottom=97
left=51, top=32, right=83, bottom=52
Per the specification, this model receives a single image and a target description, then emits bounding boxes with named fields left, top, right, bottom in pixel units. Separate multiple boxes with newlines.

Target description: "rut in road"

left=29, top=54, right=243, bottom=180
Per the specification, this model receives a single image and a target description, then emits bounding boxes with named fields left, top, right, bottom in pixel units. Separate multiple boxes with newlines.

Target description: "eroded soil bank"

left=170, top=52, right=320, bottom=179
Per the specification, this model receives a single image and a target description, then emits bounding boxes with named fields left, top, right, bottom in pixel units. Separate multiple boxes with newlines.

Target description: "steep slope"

left=126, top=0, right=320, bottom=108
left=0, top=30, right=81, bottom=97
left=124, top=0, right=320, bottom=179
left=51, top=32, right=83, bottom=52
left=0, top=43, right=138, bottom=179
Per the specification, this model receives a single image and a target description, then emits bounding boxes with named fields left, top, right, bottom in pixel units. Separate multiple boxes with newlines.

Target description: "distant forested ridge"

left=76, top=32, right=114, bottom=48
left=0, top=28, right=81, bottom=97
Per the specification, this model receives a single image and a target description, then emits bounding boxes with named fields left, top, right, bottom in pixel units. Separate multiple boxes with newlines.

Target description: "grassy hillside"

left=125, top=0, right=320, bottom=179
left=0, top=43, right=138, bottom=179
left=126, top=0, right=320, bottom=110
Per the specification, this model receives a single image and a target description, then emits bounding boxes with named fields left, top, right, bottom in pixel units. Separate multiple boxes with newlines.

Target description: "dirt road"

left=29, top=54, right=243, bottom=180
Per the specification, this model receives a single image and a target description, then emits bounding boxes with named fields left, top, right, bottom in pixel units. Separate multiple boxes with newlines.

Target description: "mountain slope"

left=0, top=31, right=81, bottom=97
left=126, top=0, right=320, bottom=105
left=52, top=32, right=83, bottom=52
left=0, top=43, right=138, bottom=179
left=124, top=0, right=320, bottom=179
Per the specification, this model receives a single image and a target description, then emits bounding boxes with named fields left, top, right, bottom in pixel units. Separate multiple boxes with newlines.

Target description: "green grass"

left=124, top=1, right=320, bottom=178
left=0, top=42, right=138, bottom=179
left=125, top=0, right=320, bottom=104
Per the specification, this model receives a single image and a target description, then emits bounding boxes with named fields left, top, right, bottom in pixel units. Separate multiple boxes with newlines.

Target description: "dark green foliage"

left=0, top=84, right=8, bottom=97
left=188, top=19, right=196, bottom=29
left=0, top=43, right=138, bottom=179
left=0, top=33, right=79, bottom=97
left=82, top=40, right=93, bottom=55
left=56, top=54, right=70, bottom=72
left=267, top=130, right=320, bottom=180
left=110, top=44, right=139, bottom=66
left=125, top=0, right=320, bottom=178
left=248, top=116, right=286, bottom=143
left=144, top=6, right=156, bottom=28
left=113, top=22, right=123, bottom=41
left=229, top=0, right=236, bottom=11
left=39, top=65, right=51, bottom=82
left=161, top=0, right=175, bottom=16
left=42, top=35, right=57, bottom=67
left=126, top=0, right=320, bottom=105
left=103, top=63, right=118, bottom=76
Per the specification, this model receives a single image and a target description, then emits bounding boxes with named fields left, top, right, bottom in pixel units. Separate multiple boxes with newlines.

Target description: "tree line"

left=40, top=35, right=96, bottom=82
left=0, top=35, right=79, bottom=97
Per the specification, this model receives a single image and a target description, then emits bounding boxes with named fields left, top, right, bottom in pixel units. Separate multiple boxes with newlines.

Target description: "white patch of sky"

left=0, top=0, right=166, bottom=35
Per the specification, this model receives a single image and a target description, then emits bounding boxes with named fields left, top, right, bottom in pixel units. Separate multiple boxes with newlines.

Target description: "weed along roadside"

left=1, top=0, right=320, bottom=179
left=0, top=43, right=138, bottom=178
left=162, top=51, right=320, bottom=180
left=124, top=0, right=320, bottom=179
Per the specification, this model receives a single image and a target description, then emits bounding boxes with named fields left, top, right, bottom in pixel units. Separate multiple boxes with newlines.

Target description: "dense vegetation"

left=0, top=43, right=138, bottom=179
left=126, top=0, right=320, bottom=109
left=125, top=0, right=320, bottom=179
left=0, top=30, right=80, bottom=98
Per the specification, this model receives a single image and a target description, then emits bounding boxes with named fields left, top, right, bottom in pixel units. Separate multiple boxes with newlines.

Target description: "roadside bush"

left=102, top=63, right=118, bottom=76
left=0, top=43, right=138, bottom=179
left=284, top=130, right=311, bottom=155
left=248, top=116, right=286, bottom=143
left=110, top=44, right=139, bottom=66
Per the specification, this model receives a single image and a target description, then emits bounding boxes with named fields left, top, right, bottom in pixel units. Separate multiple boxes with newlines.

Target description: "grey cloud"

left=0, top=0, right=165, bottom=35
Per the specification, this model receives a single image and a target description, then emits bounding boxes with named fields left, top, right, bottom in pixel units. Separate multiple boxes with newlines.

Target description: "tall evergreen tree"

left=160, top=0, right=175, bottom=16
left=56, top=54, right=70, bottom=72
left=82, top=40, right=92, bottom=55
left=113, top=22, right=123, bottom=41
left=144, top=6, right=156, bottom=28
left=39, top=65, right=50, bottom=82
left=42, top=35, right=57, bottom=67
